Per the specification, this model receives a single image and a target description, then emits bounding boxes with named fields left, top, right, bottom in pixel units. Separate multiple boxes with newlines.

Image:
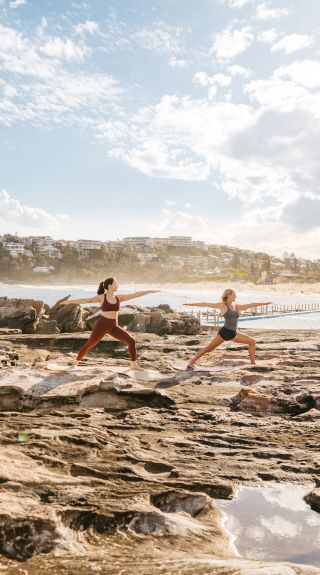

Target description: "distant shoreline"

left=1, top=280, right=320, bottom=295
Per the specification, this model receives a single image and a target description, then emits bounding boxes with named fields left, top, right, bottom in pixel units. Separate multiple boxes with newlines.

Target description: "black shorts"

left=218, top=326, right=236, bottom=341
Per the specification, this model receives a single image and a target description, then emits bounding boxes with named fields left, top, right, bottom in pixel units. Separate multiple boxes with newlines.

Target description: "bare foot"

left=186, top=364, right=195, bottom=371
left=130, top=362, right=144, bottom=371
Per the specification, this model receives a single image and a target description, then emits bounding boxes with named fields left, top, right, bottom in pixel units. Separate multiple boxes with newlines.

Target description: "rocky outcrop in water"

left=0, top=328, right=320, bottom=574
left=0, top=298, right=200, bottom=336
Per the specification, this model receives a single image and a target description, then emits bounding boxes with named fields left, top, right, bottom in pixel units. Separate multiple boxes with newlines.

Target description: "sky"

left=0, top=0, right=320, bottom=258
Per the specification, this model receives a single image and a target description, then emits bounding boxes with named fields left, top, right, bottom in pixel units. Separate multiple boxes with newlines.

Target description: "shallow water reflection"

left=216, top=484, right=320, bottom=566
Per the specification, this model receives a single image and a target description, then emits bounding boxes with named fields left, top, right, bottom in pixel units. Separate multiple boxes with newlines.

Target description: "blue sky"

left=1, top=0, right=320, bottom=257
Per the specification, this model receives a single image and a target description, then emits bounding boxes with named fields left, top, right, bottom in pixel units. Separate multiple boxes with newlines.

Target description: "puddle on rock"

left=216, top=484, right=320, bottom=567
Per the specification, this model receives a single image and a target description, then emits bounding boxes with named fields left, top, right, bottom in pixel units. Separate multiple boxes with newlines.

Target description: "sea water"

left=216, top=484, right=320, bottom=566
left=1, top=283, right=320, bottom=329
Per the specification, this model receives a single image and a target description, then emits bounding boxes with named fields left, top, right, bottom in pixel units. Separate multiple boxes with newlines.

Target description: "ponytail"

left=97, top=276, right=115, bottom=295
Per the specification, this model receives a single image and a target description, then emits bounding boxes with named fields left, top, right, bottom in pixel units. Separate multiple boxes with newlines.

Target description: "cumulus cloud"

left=271, top=34, right=313, bottom=55
left=211, top=25, right=255, bottom=62
left=228, top=64, right=252, bottom=77
left=0, top=189, right=68, bottom=232
left=255, top=2, right=288, bottom=20
left=258, top=28, right=281, bottom=43
left=274, top=59, right=320, bottom=89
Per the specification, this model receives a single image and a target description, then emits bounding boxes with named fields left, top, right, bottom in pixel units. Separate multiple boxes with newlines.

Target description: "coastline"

left=2, top=280, right=320, bottom=295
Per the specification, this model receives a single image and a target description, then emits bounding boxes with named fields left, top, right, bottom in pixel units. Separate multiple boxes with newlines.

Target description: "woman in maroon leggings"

left=61, top=277, right=159, bottom=370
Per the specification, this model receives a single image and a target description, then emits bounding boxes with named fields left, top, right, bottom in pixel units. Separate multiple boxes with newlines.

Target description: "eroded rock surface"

left=0, top=328, right=320, bottom=574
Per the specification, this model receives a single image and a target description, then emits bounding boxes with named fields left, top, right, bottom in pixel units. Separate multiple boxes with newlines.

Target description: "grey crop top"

left=223, top=306, right=239, bottom=332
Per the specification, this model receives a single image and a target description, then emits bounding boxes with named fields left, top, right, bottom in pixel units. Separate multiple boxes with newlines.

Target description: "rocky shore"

left=0, top=297, right=200, bottom=335
left=0, top=322, right=320, bottom=574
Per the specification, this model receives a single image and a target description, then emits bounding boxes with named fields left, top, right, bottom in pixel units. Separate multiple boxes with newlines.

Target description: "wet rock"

left=304, top=486, right=320, bottom=513
left=150, top=490, right=212, bottom=517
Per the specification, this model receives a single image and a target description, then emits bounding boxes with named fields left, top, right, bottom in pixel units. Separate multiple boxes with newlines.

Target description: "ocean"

left=1, top=282, right=320, bottom=329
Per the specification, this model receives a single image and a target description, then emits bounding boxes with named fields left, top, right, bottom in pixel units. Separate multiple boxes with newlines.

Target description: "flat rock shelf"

left=0, top=329, right=320, bottom=575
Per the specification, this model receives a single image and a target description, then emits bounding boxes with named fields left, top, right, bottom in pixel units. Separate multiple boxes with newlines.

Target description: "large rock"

left=36, top=319, right=60, bottom=334
left=168, top=314, right=200, bottom=335
left=118, top=307, right=138, bottom=328
left=147, top=310, right=171, bottom=335
left=129, top=313, right=151, bottom=333
left=0, top=297, right=45, bottom=333
left=49, top=304, right=84, bottom=332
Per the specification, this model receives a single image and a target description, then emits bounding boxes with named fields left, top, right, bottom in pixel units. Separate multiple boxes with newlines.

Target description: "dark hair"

left=97, top=277, right=115, bottom=295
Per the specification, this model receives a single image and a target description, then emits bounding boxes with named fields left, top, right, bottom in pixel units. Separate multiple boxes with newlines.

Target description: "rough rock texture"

left=0, top=329, right=320, bottom=574
left=0, top=298, right=200, bottom=336
left=0, top=297, right=45, bottom=333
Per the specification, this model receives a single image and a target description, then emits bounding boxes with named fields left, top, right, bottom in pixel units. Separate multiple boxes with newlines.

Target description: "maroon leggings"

left=77, top=317, right=137, bottom=362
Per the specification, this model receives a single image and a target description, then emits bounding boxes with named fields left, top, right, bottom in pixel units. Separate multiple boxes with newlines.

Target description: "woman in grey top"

left=184, top=288, right=272, bottom=370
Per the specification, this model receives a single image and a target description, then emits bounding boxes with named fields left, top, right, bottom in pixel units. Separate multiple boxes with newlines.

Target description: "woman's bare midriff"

left=101, top=311, right=118, bottom=320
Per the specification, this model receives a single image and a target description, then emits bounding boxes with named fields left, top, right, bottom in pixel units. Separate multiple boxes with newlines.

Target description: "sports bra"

left=101, top=294, right=120, bottom=312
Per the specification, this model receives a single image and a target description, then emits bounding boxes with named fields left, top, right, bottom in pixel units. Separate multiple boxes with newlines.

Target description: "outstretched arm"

left=118, top=290, right=160, bottom=302
left=184, top=302, right=223, bottom=310
left=236, top=301, right=272, bottom=311
left=60, top=295, right=102, bottom=306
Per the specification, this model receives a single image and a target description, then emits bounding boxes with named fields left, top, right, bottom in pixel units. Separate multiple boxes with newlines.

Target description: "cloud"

left=211, top=25, right=254, bottom=62
left=274, top=59, right=320, bottom=89
left=282, top=196, right=320, bottom=231
left=147, top=207, right=212, bottom=239
left=193, top=71, right=232, bottom=88
left=228, top=64, right=252, bottom=77
left=74, top=20, right=100, bottom=38
left=255, top=2, right=288, bottom=20
left=257, top=28, right=281, bottom=43
left=9, top=0, right=26, bottom=8
left=168, top=57, right=188, bottom=68
left=40, top=37, right=90, bottom=61
left=0, top=24, right=122, bottom=128
left=271, top=34, right=313, bottom=55
left=0, top=189, right=68, bottom=232
left=221, top=0, right=253, bottom=7
left=134, top=21, right=186, bottom=55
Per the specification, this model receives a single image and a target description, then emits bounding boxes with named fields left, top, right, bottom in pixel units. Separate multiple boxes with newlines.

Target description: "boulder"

left=168, top=314, right=200, bottom=335
left=147, top=310, right=171, bottom=336
left=156, top=304, right=175, bottom=314
left=0, top=305, right=38, bottom=334
left=0, top=297, right=45, bottom=333
left=36, top=319, right=60, bottom=334
left=118, top=307, right=138, bottom=328
left=85, top=311, right=101, bottom=330
left=49, top=304, right=84, bottom=333
left=129, top=313, right=151, bottom=333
